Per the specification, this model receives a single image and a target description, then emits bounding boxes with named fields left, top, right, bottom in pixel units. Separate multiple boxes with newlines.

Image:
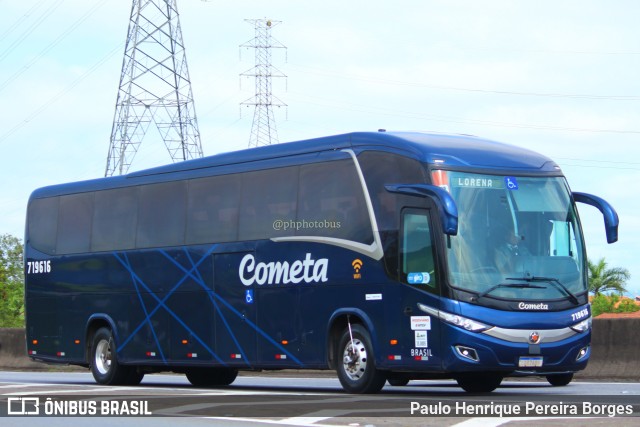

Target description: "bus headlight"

left=570, top=317, right=592, bottom=333
left=442, top=312, right=490, bottom=332
left=418, top=303, right=490, bottom=332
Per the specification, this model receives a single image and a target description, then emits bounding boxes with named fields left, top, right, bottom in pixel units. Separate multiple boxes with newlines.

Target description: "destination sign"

left=450, top=174, right=504, bottom=189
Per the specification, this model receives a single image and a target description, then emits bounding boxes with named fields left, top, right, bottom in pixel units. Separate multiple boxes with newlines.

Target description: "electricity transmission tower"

left=106, top=0, right=203, bottom=177
left=240, top=19, right=287, bottom=148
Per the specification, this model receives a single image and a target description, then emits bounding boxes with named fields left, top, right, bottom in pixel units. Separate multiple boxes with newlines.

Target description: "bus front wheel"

left=336, top=324, right=386, bottom=394
left=546, top=373, right=573, bottom=386
left=90, top=327, right=132, bottom=385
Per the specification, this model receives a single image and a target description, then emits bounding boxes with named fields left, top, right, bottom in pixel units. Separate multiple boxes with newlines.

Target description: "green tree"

left=615, top=298, right=640, bottom=313
left=587, top=257, right=630, bottom=296
left=0, top=234, right=24, bottom=327
left=590, top=293, right=616, bottom=317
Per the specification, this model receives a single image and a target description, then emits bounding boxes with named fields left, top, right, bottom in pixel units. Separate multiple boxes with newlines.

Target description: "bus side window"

left=400, top=209, right=437, bottom=291
left=137, top=181, right=187, bottom=248
left=238, top=166, right=299, bottom=241
left=28, top=197, right=59, bottom=254
left=92, top=187, right=138, bottom=252
left=186, top=174, right=241, bottom=244
left=297, top=160, right=373, bottom=244
left=57, top=193, right=93, bottom=254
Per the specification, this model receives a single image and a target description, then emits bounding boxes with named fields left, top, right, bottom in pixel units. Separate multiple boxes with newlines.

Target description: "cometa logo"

left=239, top=253, right=329, bottom=286
left=352, top=259, right=363, bottom=279
left=518, top=302, right=550, bottom=310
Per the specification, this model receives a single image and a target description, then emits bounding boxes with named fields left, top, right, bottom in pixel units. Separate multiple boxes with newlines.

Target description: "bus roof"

left=30, top=131, right=559, bottom=199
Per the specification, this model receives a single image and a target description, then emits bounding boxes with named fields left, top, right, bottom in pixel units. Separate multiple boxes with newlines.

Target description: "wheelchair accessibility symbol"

left=505, top=176, right=518, bottom=190
left=245, top=289, right=254, bottom=304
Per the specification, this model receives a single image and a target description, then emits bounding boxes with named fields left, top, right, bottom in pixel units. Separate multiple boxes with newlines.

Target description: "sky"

left=1, top=0, right=639, bottom=296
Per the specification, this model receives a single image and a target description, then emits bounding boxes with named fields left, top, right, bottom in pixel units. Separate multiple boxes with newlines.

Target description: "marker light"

left=576, top=346, right=589, bottom=361
left=455, top=345, right=479, bottom=362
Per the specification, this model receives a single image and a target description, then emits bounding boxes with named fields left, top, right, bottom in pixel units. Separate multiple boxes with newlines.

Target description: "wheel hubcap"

left=94, top=339, right=112, bottom=375
left=342, top=338, right=367, bottom=381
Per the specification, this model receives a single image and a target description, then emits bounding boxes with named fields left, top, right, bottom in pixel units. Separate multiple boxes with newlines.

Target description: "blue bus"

left=24, top=131, right=618, bottom=393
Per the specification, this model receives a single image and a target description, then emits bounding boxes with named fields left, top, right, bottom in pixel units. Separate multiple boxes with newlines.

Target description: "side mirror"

left=385, top=184, right=458, bottom=235
left=573, top=192, right=619, bottom=244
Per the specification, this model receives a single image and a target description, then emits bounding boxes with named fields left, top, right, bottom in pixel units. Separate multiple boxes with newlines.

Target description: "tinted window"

left=298, top=160, right=373, bottom=243
left=57, top=193, right=93, bottom=254
left=28, top=197, right=59, bottom=254
left=92, top=187, right=138, bottom=251
left=238, top=167, right=299, bottom=240
left=187, top=174, right=241, bottom=244
left=137, top=181, right=186, bottom=248
left=358, top=151, right=426, bottom=231
left=401, top=209, right=437, bottom=292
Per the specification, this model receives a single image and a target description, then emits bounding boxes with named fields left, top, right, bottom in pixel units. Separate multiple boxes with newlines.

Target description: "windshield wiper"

left=473, top=282, right=545, bottom=301
left=506, top=276, right=580, bottom=305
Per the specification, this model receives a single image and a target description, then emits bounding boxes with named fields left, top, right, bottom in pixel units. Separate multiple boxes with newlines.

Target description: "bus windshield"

left=434, top=170, right=586, bottom=302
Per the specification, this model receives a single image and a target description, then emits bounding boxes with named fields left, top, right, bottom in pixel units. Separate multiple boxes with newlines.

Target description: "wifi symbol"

left=352, top=259, right=363, bottom=273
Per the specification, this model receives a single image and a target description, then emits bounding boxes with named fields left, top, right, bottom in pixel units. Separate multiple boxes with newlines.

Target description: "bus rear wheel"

left=185, top=367, right=238, bottom=387
left=90, top=327, right=133, bottom=385
left=546, top=373, right=573, bottom=386
left=336, top=324, right=386, bottom=394
left=456, top=372, right=503, bottom=393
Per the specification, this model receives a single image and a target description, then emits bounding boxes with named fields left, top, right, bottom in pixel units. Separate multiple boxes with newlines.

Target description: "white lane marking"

left=3, top=387, right=147, bottom=396
left=452, top=417, right=597, bottom=427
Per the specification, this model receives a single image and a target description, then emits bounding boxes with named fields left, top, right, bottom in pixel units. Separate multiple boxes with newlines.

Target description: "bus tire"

left=185, top=368, right=238, bottom=387
left=456, top=372, right=503, bottom=393
left=387, top=377, right=410, bottom=387
left=546, top=373, right=573, bottom=386
left=124, top=369, right=145, bottom=386
left=90, top=327, right=129, bottom=385
left=336, top=324, right=386, bottom=394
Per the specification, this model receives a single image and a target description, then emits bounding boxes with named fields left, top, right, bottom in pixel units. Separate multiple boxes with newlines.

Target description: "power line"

left=0, top=43, right=123, bottom=145
left=0, top=0, right=46, bottom=44
left=288, top=63, right=640, bottom=101
left=287, top=91, right=640, bottom=135
left=0, top=0, right=109, bottom=94
left=453, top=45, right=640, bottom=56
left=0, top=0, right=64, bottom=63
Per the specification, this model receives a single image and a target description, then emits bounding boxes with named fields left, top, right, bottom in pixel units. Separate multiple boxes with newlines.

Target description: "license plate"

left=518, top=356, right=543, bottom=367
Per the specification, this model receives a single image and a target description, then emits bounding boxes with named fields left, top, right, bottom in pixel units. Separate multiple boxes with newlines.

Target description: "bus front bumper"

left=441, top=322, right=591, bottom=374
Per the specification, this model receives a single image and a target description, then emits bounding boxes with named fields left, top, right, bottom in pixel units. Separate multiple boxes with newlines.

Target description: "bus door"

left=395, top=207, right=443, bottom=369
left=213, top=251, right=257, bottom=367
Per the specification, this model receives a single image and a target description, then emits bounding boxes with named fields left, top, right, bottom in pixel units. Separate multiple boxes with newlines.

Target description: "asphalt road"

left=1, top=371, right=639, bottom=426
